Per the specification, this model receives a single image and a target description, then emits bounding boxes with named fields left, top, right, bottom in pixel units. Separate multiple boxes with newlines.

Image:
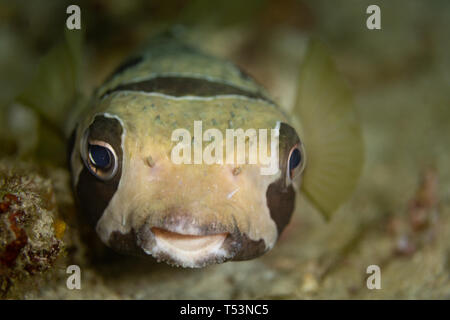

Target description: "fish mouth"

left=138, top=226, right=232, bottom=268
left=107, top=217, right=268, bottom=268
left=151, top=227, right=228, bottom=258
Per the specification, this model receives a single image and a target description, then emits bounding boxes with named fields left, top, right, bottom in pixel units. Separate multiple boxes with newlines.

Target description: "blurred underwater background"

left=0, top=0, right=449, bottom=298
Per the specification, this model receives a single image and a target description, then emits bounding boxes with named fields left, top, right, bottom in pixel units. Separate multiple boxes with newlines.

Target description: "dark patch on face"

left=109, top=230, right=146, bottom=256
left=266, top=184, right=296, bottom=235
left=228, top=235, right=266, bottom=261
left=75, top=115, right=123, bottom=227
left=100, top=76, right=273, bottom=103
left=106, top=56, right=143, bottom=81
left=265, top=123, right=301, bottom=235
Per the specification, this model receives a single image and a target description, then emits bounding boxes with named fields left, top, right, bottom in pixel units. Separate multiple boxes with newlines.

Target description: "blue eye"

left=289, top=148, right=302, bottom=171
left=89, top=144, right=112, bottom=169
left=83, top=139, right=118, bottom=180
left=287, top=145, right=304, bottom=182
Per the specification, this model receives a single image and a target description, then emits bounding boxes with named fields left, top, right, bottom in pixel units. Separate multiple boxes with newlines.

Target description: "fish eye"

left=81, top=133, right=118, bottom=180
left=287, top=144, right=305, bottom=183
left=89, top=144, right=112, bottom=169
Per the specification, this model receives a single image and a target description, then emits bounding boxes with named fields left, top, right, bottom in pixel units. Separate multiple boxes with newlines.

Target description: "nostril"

left=232, top=167, right=242, bottom=176
left=145, top=155, right=155, bottom=167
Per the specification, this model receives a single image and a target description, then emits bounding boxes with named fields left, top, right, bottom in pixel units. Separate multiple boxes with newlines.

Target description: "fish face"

left=70, top=92, right=306, bottom=268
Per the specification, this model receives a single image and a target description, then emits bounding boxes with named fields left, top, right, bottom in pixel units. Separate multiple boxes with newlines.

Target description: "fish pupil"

left=89, top=144, right=111, bottom=169
left=289, top=148, right=301, bottom=171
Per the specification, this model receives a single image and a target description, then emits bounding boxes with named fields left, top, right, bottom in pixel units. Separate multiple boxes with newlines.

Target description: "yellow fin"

left=16, top=29, right=83, bottom=139
left=293, top=40, right=364, bottom=220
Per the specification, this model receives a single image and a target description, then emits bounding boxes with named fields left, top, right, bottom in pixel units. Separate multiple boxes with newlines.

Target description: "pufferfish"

left=19, top=31, right=364, bottom=268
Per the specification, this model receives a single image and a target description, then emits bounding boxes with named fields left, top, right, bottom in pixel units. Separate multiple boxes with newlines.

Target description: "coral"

left=0, top=160, right=65, bottom=298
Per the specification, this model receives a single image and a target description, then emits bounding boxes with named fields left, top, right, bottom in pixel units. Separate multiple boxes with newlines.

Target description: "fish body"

left=19, top=31, right=363, bottom=268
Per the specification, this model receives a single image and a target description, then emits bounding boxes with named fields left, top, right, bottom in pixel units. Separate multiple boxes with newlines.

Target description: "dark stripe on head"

left=76, top=115, right=123, bottom=226
left=100, top=76, right=272, bottom=103
left=106, top=56, right=143, bottom=81
left=236, top=65, right=254, bottom=81
left=266, top=123, right=301, bottom=235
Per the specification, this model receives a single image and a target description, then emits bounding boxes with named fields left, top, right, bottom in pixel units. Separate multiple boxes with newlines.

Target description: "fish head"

left=69, top=92, right=305, bottom=268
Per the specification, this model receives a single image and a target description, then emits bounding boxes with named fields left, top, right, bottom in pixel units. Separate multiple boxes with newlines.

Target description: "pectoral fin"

left=293, top=40, right=364, bottom=220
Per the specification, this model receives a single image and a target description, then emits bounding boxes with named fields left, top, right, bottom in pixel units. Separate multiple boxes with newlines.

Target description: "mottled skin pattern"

left=69, top=37, right=305, bottom=267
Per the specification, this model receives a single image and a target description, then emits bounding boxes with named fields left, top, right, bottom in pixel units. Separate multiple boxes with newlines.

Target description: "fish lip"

left=151, top=227, right=229, bottom=254
left=136, top=223, right=237, bottom=268
left=150, top=226, right=228, bottom=238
